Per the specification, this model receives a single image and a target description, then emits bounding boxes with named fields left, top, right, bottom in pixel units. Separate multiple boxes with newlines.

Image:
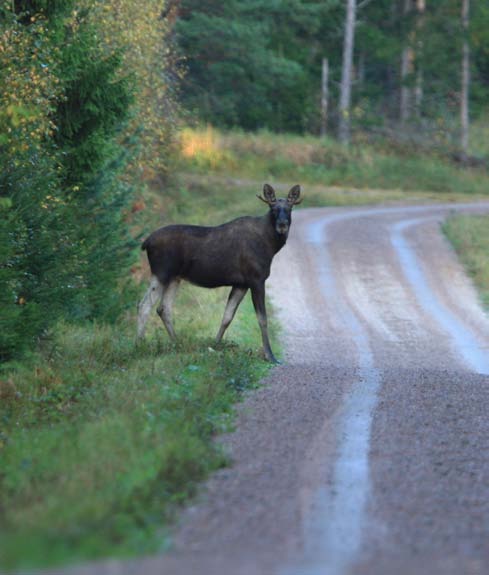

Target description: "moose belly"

left=183, top=260, right=244, bottom=289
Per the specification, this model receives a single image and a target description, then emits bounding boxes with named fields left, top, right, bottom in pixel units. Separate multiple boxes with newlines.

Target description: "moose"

left=137, top=183, right=302, bottom=363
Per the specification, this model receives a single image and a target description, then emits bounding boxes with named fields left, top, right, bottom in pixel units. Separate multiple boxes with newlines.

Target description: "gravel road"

left=52, top=203, right=489, bottom=575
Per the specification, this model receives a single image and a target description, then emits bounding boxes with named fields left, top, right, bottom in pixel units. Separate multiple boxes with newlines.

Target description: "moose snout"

left=276, top=220, right=289, bottom=235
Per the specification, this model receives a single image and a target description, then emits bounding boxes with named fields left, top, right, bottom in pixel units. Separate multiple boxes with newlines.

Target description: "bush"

left=0, top=1, right=136, bottom=360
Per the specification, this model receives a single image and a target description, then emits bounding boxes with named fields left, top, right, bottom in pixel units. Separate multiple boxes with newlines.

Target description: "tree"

left=172, top=0, right=489, bottom=146
left=414, top=0, right=426, bottom=115
left=320, top=58, right=329, bottom=137
left=460, top=0, right=470, bottom=158
left=175, top=0, right=334, bottom=132
left=89, top=0, right=180, bottom=181
left=0, top=0, right=135, bottom=358
left=400, top=0, right=413, bottom=124
left=400, top=0, right=426, bottom=123
left=338, top=0, right=356, bottom=144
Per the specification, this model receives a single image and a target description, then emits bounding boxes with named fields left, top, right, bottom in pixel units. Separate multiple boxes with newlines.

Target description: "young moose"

left=137, top=183, right=302, bottom=363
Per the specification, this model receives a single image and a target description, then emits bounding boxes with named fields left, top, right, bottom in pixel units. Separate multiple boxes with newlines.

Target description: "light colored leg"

left=137, top=276, right=163, bottom=339
left=157, top=280, right=180, bottom=340
left=216, top=287, right=248, bottom=343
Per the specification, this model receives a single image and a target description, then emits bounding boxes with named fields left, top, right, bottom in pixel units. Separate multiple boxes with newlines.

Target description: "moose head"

left=257, top=183, right=302, bottom=237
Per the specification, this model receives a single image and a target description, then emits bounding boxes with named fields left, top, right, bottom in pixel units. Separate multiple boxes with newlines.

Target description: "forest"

left=2, top=0, right=489, bottom=569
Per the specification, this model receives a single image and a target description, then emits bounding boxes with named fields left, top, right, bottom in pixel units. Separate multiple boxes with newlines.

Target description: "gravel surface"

left=45, top=203, right=489, bottom=575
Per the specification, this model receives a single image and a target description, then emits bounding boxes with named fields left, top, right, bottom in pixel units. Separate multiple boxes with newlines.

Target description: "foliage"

left=0, top=5, right=73, bottom=358
left=88, top=0, right=181, bottom=181
left=175, top=0, right=489, bottom=139
left=175, top=0, right=336, bottom=132
left=0, top=0, right=136, bottom=359
left=53, top=6, right=137, bottom=321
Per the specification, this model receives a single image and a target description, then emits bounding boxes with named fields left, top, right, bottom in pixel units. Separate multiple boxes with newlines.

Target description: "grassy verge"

left=443, top=214, right=489, bottom=309
left=0, top=287, right=272, bottom=570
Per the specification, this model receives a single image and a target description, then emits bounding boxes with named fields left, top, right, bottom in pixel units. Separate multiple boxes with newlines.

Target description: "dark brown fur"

left=142, top=214, right=285, bottom=289
left=137, top=184, right=301, bottom=362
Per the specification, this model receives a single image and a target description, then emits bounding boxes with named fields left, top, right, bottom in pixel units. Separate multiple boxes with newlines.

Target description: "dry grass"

left=178, top=126, right=489, bottom=200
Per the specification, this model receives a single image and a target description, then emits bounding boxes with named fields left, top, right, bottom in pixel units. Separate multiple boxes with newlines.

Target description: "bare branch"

left=358, top=0, right=374, bottom=10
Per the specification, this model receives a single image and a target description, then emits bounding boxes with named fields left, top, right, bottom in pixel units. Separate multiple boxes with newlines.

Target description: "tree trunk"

left=414, top=0, right=426, bottom=116
left=358, top=51, right=366, bottom=86
left=338, top=0, right=356, bottom=145
left=400, top=0, right=413, bottom=124
left=461, top=0, right=470, bottom=158
left=320, top=58, right=329, bottom=138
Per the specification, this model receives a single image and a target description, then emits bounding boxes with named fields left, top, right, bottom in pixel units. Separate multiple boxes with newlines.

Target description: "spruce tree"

left=0, top=0, right=134, bottom=359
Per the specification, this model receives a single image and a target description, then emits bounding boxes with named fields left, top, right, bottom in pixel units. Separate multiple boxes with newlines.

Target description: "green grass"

left=443, top=214, right=489, bottom=309
left=0, top=287, right=272, bottom=570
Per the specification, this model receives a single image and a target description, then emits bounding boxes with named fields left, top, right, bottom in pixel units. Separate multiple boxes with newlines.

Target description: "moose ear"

left=287, top=184, right=302, bottom=206
left=257, top=183, right=277, bottom=205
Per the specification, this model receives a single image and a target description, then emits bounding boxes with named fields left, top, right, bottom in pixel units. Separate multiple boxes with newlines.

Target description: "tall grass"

left=443, top=214, right=489, bottom=309
left=178, top=126, right=489, bottom=200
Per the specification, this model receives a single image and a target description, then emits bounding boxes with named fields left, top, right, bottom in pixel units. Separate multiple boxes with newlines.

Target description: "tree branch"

left=358, top=0, right=375, bottom=11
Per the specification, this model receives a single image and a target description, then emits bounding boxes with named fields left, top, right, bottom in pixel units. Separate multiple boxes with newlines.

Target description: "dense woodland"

left=1, top=0, right=488, bottom=360
left=176, top=0, right=488, bottom=144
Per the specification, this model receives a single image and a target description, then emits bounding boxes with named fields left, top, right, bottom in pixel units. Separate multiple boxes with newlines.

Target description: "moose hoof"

left=264, top=352, right=281, bottom=364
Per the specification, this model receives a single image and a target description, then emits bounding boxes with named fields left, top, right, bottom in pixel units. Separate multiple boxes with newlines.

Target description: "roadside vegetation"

left=0, top=316, right=269, bottom=569
left=443, top=214, right=489, bottom=310
left=179, top=125, right=489, bottom=204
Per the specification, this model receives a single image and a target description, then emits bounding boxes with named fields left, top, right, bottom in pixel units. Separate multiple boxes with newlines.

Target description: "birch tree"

left=320, top=57, right=329, bottom=137
left=461, top=0, right=470, bottom=158
left=400, top=0, right=413, bottom=124
left=338, top=0, right=356, bottom=145
left=414, top=0, right=425, bottom=115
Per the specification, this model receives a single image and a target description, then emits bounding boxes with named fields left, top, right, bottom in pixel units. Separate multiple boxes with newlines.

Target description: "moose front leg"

left=216, top=286, right=248, bottom=344
left=251, top=282, right=278, bottom=363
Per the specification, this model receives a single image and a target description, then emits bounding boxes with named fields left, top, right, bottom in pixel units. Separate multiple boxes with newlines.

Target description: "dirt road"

left=61, top=203, right=489, bottom=575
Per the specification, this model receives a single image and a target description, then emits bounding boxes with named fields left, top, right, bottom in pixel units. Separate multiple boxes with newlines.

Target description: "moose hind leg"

left=137, top=276, right=163, bottom=339
left=251, top=283, right=277, bottom=363
left=157, top=280, right=180, bottom=340
left=216, top=286, right=248, bottom=344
